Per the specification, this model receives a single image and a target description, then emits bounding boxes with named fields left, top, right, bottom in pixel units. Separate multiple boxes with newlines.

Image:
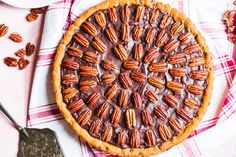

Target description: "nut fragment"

left=120, top=5, right=130, bottom=23
left=149, top=8, right=159, bottom=24
left=114, top=44, right=128, bottom=61
left=26, top=42, right=36, bottom=56
left=176, top=107, right=192, bottom=122
left=154, top=106, right=167, bottom=120
left=105, top=84, right=119, bottom=99
left=79, top=80, right=97, bottom=91
left=170, top=20, right=184, bottom=35
left=178, top=32, right=193, bottom=45
left=123, top=60, right=139, bottom=71
left=73, top=33, right=89, bottom=48
left=169, top=117, right=182, bottom=133
left=61, top=74, right=78, bottom=85
left=159, top=14, right=172, bottom=29
left=141, top=109, right=153, bottom=126
left=163, top=38, right=179, bottom=53
left=184, top=98, right=198, bottom=109
left=166, top=81, right=184, bottom=93
left=81, top=21, right=97, bottom=36
left=121, top=24, right=130, bottom=42
left=170, top=67, right=187, bottom=77
left=68, top=98, right=84, bottom=113
left=102, top=125, right=113, bottom=142
left=135, top=6, right=145, bottom=22
left=188, top=56, right=205, bottom=67
left=130, top=71, right=146, bottom=83
left=62, top=58, right=80, bottom=70
left=108, top=7, right=117, bottom=23
left=67, top=46, right=83, bottom=58
left=163, top=94, right=178, bottom=107
left=77, top=108, right=92, bottom=126
left=126, top=109, right=136, bottom=129
left=119, top=73, right=132, bottom=89
left=132, top=43, right=143, bottom=60
left=167, top=53, right=186, bottom=65
left=148, top=76, right=165, bottom=88
left=101, top=59, right=117, bottom=71
left=148, top=61, right=168, bottom=73
left=117, top=131, right=127, bottom=147
left=63, top=87, right=77, bottom=99
left=187, top=84, right=205, bottom=95
left=26, top=13, right=38, bottom=22
left=0, top=24, right=9, bottom=37
left=184, top=43, right=201, bottom=54
left=144, top=48, right=159, bottom=63
left=111, top=108, right=121, bottom=124
left=4, top=57, right=18, bottom=67
left=86, top=92, right=101, bottom=107
left=15, top=49, right=26, bottom=57
left=94, top=11, right=106, bottom=27
left=130, top=129, right=140, bottom=148
left=145, top=89, right=158, bottom=103
left=83, top=51, right=99, bottom=64
left=132, top=26, right=143, bottom=41
left=189, top=70, right=207, bottom=80
left=155, top=29, right=168, bottom=47
left=158, top=124, right=171, bottom=141
left=105, top=26, right=118, bottom=44
left=79, top=66, right=98, bottom=77
left=132, top=92, right=142, bottom=108
left=118, top=90, right=128, bottom=107
left=91, top=37, right=107, bottom=53
left=145, top=28, right=157, bottom=44
left=89, top=119, right=102, bottom=134
left=101, top=73, right=116, bottom=84
left=96, top=102, right=110, bottom=118
left=9, top=32, right=23, bottom=43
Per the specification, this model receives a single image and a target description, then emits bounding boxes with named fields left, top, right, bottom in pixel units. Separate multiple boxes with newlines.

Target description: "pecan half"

left=144, top=48, right=159, bottom=63
left=145, top=28, right=157, bottom=44
left=170, top=67, right=187, bottom=77
left=67, top=46, right=83, bottom=58
left=102, top=125, right=113, bottom=142
left=105, top=26, right=118, bottom=44
left=30, top=7, right=46, bottom=14
left=163, top=38, right=179, bottom=53
left=9, top=32, right=23, bottom=43
left=4, top=57, right=18, bottom=67
left=61, top=74, right=78, bottom=85
left=166, top=81, right=184, bottom=93
left=189, top=70, right=207, bottom=81
left=15, top=49, right=26, bottom=57
left=187, top=84, right=205, bottom=95
left=26, top=42, right=35, bottom=56
left=148, top=76, right=165, bottom=88
left=26, top=13, right=38, bottom=22
left=89, top=119, right=102, bottom=134
left=114, top=44, right=128, bottom=61
left=148, top=61, right=168, bottom=73
left=169, top=117, right=182, bottom=133
left=68, top=98, right=84, bottom=113
left=159, top=14, right=172, bottom=29
left=130, top=129, right=140, bottom=148
left=145, top=89, right=158, bottom=103
left=79, top=66, right=98, bottom=77
left=132, top=92, right=142, bottom=108
left=155, top=29, right=168, bottom=47
left=188, top=56, right=205, bottom=67
left=131, top=72, right=146, bottom=83
left=149, top=8, right=159, bottom=24
left=135, top=6, right=145, bottom=22
left=105, top=84, right=119, bottom=99
left=132, top=43, right=144, bottom=60
left=141, top=109, right=153, bottom=126
left=154, top=106, right=167, bottom=120
left=77, top=108, right=92, bottom=126
left=91, top=37, right=107, bottom=53
left=163, top=94, right=178, bottom=107
left=83, top=51, right=99, bottom=64
left=119, top=73, right=133, bottom=89
left=120, top=5, right=130, bottom=23
left=158, top=124, right=171, bottom=141
left=167, top=53, right=186, bottom=65
left=79, top=80, right=97, bottom=91
left=101, top=59, right=117, bottom=71
left=111, top=108, right=121, bottom=124
left=73, top=33, right=89, bottom=48
left=96, top=102, right=110, bottom=118
left=94, top=11, right=106, bottom=27
left=101, top=73, right=116, bottom=84
left=132, top=26, right=143, bottom=41
left=123, top=60, right=139, bottom=71
left=18, top=58, right=30, bottom=70
left=126, top=109, right=136, bottom=129
left=63, top=87, right=77, bottom=99
left=184, top=98, right=198, bottom=109
left=118, top=90, right=128, bottom=107
left=121, top=24, right=130, bottom=42
left=108, top=7, right=117, bottom=23
left=176, top=107, right=192, bottom=122
left=184, top=43, right=201, bottom=54
left=62, top=58, right=80, bottom=70
left=170, top=20, right=184, bottom=35
left=86, top=92, right=101, bottom=107
left=117, top=131, right=127, bottom=147
left=81, top=21, right=97, bottom=36
left=0, top=24, right=9, bottom=37
left=178, top=32, right=193, bottom=45
left=145, top=129, right=156, bottom=147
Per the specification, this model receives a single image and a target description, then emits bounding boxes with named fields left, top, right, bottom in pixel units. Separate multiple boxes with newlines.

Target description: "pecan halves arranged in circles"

left=148, top=76, right=165, bottom=89
left=62, top=58, right=80, bottom=70
left=169, top=117, right=182, bottom=133
left=68, top=98, right=84, bottom=113
left=149, top=8, right=159, bottom=24
left=79, top=66, right=98, bottom=77
left=155, top=29, right=168, bottom=47
left=176, top=107, right=192, bottom=122
left=166, top=81, right=184, bottom=93
left=61, top=74, right=78, bottom=85
left=144, top=48, right=159, bottom=63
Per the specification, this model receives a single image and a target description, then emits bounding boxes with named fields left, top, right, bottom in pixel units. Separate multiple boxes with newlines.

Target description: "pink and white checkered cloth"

left=27, top=0, right=236, bottom=156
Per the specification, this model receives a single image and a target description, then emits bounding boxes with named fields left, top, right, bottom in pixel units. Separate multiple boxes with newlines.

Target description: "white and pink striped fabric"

left=27, top=0, right=236, bottom=156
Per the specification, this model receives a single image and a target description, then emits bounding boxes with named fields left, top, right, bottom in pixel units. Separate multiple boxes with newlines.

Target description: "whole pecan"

left=79, top=66, right=98, bottom=77
left=61, top=74, right=78, bottom=85
left=189, top=70, right=207, bottom=81
left=145, top=89, right=158, bottom=103
left=119, top=73, right=133, bottom=89
left=102, top=125, right=113, bottom=142
left=15, top=49, right=26, bottom=57
left=184, top=98, right=198, bottom=109
left=148, top=76, right=165, bottom=88
left=118, top=90, right=128, bottom=107
left=148, top=61, right=168, bottom=73
left=105, top=84, right=119, bottom=99
left=81, top=21, right=97, bottom=36
left=91, top=37, right=107, bottom=53
left=26, top=13, right=38, bottom=22
left=108, top=7, right=117, bottom=23
left=170, top=20, right=184, bottom=35
left=67, top=46, right=83, bottom=58
left=144, top=48, right=159, bottom=63
left=158, top=124, right=172, bottom=141
left=184, top=43, right=201, bottom=54
left=4, top=57, right=18, bottom=67
left=117, top=131, right=127, bottom=147
left=176, top=107, right=192, bottom=122
left=101, top=73, right=116, bottom=84
left=178, top=32, right=193, bottom=45
left=101, top=59, right=117, bottom=71
left=62, top=58, right=80, bottom=70
left=149, top=8, right=159, bottom=24
left=145, top=28, right=157, bottom=44
left=170, top=67, right=187, bottom=77
left=111, top=108, right=121, bottom=124
left=132, top=92, right=142, bottom=108
left=86, top=92, right=101, bottom=107
left=154, top=106, right=167, bottom=120
left=114, top=44, right=128, bottom=61
left=96, top=102, right=110, bottom=118
left=9, top=32, right=23, bottom=43
left=159, top=14, right=172, bottom=29
left=131, top=71, right=146, bottom=83
left=132, top=26, right=143, bottom=41
left=126, top=109, right=136, bottom=129
left=167, top=53, right=186, bottom=65
left=130, top=129, right=140, bottom=148
left=105, top=26, right=118, bottom=44
left=68, top=98, right=84, bottom=113
left=166, top=81, right=184, bottom=93
left=18, top=57, right=30, bottom=70
left=89, top=119, right=102, bottom=134
left=123, top=60, right=139, bottom=71
left=141, top=109, right=153, bottom=126
left=163, top=94, right=178, bottom=107
left=83, top=51, right=99, bottom=64
left=120, top=5, right=130, bottom=23
left=77, top=108, right=92, bottom=126
left=188, top=56, right=205, bottom=67
left=187, top=84, right=205, bottom=95
left=163, top=38, right=179, bottom=53
left=132, top=43, right=144, bottom=60
left=63, top=87, right=77, bottom=99
left=169, top=117, right=182, bottom=133
left=145, top=129, right=156, bottom=147
left=79, top=80, right=97, bottom=91
left=94, top=11, right=106, bottom=27
left=73, top=33, right=89, bottom=48
left=155, top=29, right=168, bottom=47
left=0, top=24, right=9, bottom=37
left=135, top=6, right=145, bottom=22
left=26, top=42, right=35, bottom=56
left=121, top=24, right=130, bottom=42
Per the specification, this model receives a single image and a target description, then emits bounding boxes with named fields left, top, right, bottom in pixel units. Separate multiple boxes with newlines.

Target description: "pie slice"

left=52, top=0, right=213, bottom=156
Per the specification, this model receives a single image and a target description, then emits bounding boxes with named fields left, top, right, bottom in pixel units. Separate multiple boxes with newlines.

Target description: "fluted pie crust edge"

left=52, top=0, right=213, bottom=156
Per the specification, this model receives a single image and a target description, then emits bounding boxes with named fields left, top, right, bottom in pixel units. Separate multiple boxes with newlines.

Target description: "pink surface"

left=0, top=2, right=44, bottom=157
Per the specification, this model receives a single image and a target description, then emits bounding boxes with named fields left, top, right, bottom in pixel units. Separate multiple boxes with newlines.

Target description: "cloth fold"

left=27, top=0, right=236, bottom=156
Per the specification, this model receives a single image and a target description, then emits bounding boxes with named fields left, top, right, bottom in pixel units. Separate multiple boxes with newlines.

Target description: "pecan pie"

left=52, top=0, right=213, bottom=156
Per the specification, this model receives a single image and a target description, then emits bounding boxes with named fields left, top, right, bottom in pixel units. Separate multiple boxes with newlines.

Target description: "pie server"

left=0, top=102, right=64, bottom=157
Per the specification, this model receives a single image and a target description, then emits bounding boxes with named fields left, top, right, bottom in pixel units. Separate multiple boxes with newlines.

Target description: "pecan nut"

left=0, top=24, right=9, bottom=37
left=111, top=108, right=121, bottom=124
left=145, top=28, right=157, bottom=44
left=77, top=108, right=92, bottom=126
left=26, top=42, right=36, bottom=56
left=132, top=26, right=143, bottom=41
left=68, top=98, right=84, bottom=113
left=148, top=76, right=165, bottom=88
left=79, top=80, right=97, bottom=91
left=96, top=102, right=110, bottom=118
left=158, top=124, right=172, bottom=141
left=86, top=92, right=101, bottom=107
left=132, top=43, right=144, bottom=60
left=62, top=58, right=80, bottom=70
left=166, top=81, right=184, bottom=93
left=102, top=125, right=113, bottom=142
left=169, top=117, right=182, bottom=133
left=170, top=20, right=184, bottom=35
left=79, top=66, right=98, bottom=77
left=170, top=67, right=187, bottom=77
left=176, top=107, right=192, bottom=122
left=101, top=73, right=116, bottom=84
left=121, top=24, right=130, bottom=42
left=108, top=7, right=117, bottom=23
left=123, top=60, right=139, bottom=71
left=61, top=74, right=78, bottom=85
left=184, top=43, right=201, bottom=54
left=148, top=61, right=168, bottom=72
left=184, top=98, right=198, bottom=109
left=91, top=37, right=107, bottom=53
left=141, top=109, right=153, bottom=126
left=114, top=44, right=128, bottom=61
left=130, top=129, right=140, bottom=148
left=149, top=8, right=159, bottom=24
left=119, top=73, right=133, bottom=89
left=73, top=33, right=89, bottom=48
left=154, top=106, right=167, bottom=120
left=63, top=87, right=77, bottom=99
left=105, top=84, right=119, bottom=99
left=187, top=84, right=205, bottom=95
left=9, top=32, right=23, bottom=43
left=94, top=11, right=106, bottom=27
left=132, top=92, right=142, bottom=108
left=4, top=57, right=18, bottom=67
left=178, top=32, right=193, bottom=45
left=26, top=13, right=38, bottom=22
left=101, top=59, right=117, bottom=71
left=83, top=51, right=99, bottom=64
left=126, top=109, right=136, bottom=129
left=15, top=49, right=26, bottom=57
left=145, top=89, right=158, bottom=103
left=167, top=53, right=186, bottom=65
left=155, top=29, right=168, bottom=47
left=163, top=38, right=179, bottom=53
left=18, top=58, right=30, bottom=70
left=189, top=70, right=207, bottom=80
left=188, top=56, right=205, bottom=67
left=145, top=129, right=156, bottom=147
left=81, top=21, right=97, bottom=36
left=120, top=5, right=130, bottom=23
left=117, top=131, right=126, bottom=147
left=131, top=72, right=146, bottom=83
left=144, top=48, right=159, bottom=63
left=67, top=46, right=83, bottom=58
left=159, top=14, right=172, bottom=29
left=105, top=26, right=118, bottom=44
left=89, top=119, right=102, bottom=134
left=134, top=6, right=145, bottom=22
left=118, top=90, right=128, bottom=107
left=163, top=94, right=178, bottom=107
